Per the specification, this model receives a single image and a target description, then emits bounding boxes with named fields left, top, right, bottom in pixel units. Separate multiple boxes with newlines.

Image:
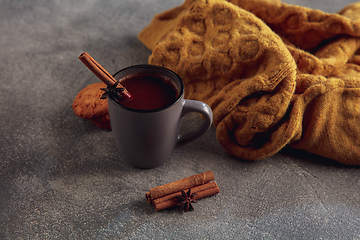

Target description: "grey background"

left=1, top=0, right=359, bottom=239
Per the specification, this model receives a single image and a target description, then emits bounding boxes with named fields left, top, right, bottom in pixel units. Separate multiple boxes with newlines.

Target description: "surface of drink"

left=117, top=74, right=179, bottom=110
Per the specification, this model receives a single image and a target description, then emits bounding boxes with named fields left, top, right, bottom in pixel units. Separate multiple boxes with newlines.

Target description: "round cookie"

left=72, top=82, right=111, bottom=129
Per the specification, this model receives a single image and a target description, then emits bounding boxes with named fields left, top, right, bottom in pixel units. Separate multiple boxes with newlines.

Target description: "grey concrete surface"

left=0, top=0, right=359, bottom=239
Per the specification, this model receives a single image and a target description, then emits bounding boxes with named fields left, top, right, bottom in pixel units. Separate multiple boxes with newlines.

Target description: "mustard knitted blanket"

left=138, top=0, right=360, bottom=165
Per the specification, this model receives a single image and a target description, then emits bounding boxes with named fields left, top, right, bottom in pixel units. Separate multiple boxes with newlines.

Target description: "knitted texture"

left=138, top=0, right=360, bottom=165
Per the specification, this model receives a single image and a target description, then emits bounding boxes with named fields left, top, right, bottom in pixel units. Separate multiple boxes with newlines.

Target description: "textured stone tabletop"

left=0, top=0, right=359, bottom=239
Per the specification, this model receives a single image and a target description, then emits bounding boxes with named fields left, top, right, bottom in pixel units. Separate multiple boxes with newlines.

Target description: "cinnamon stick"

left=146, top=170, right=215, bottom=203
left=146, top=171, right=220, bottom=211
left=78, top=52, right=131, bottom=99
left=152, top=181, right=220, bottom=211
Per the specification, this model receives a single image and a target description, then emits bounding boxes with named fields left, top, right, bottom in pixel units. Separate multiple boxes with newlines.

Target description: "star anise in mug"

left=100, top=81, right=125, bottom=100
left=176, top=188, right=197, bottom=212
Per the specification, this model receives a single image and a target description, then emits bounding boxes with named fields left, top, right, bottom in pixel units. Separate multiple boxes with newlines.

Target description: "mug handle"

left=176, top=100, right=213, bottom=147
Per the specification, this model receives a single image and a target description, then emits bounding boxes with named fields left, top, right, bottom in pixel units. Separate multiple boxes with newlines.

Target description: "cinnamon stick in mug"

left=79, top=52, right=132, bottom=99
left=146, top=170, right=215, bottom=203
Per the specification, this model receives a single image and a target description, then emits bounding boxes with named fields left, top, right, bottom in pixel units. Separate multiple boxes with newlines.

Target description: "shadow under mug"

left=108, top=64, right=213, bottom=168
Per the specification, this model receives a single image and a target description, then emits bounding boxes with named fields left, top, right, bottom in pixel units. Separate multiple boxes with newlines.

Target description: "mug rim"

left=109, top=64, right=184, bottom=113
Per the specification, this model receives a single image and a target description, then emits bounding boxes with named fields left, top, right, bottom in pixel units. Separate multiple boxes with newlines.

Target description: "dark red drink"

left=117, top=74, right=179, bottom=110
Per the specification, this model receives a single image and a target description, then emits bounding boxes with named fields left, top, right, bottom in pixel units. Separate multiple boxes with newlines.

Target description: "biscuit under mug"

left=108, top=64, right=213, bottom=168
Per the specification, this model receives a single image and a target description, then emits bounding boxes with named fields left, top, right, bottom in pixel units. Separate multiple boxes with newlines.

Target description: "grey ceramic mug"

left=108, top=64, right=213, bottom=168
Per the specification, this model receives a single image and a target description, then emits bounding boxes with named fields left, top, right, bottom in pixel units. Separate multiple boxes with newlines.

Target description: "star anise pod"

left=100, top=81, right=125, bottom=100
left=176, top=188, right=197, bottom=212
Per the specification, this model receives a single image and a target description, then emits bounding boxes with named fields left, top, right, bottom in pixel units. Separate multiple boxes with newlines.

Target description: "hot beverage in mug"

left=108, top=65, right=213, bottom=168
left=116, top=74, right=179, bottom=110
